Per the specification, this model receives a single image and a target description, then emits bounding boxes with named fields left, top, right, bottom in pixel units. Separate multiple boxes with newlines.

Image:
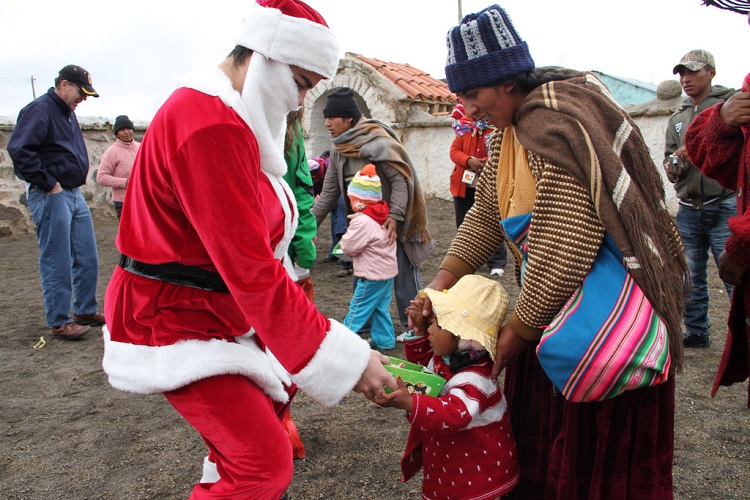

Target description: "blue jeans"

left=28, top=187, right=100, bottom=327
left=675, top=197, right=736, bottom=337
left=344, top=278, right=395, bottom=349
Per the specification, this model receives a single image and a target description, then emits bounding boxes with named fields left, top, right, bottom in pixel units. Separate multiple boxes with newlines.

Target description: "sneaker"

left=490, top=268, right=505, bottom=277
left=322, top=254, right=338, bottom=264
left=336, top=268, right=353, bottom=277
left=396, top=332, right=408, bottom=343
left=72, top=312, right=105, bottom=326
left=51, top=322, right=91, bottom=340
left=683, top=333, right=710, bottom=348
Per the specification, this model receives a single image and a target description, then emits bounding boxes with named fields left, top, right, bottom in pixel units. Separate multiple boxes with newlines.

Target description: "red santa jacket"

left=102, top=66, right=370, bottom=406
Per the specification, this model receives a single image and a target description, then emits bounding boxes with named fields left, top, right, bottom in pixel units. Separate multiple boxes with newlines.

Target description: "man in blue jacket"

left=8, top=65, right=104, bottom=339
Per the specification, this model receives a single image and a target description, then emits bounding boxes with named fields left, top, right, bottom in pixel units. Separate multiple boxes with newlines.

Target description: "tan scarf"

left=333, top=119, right=431, bottom=242
left=496, top=126, right=536, bottom=219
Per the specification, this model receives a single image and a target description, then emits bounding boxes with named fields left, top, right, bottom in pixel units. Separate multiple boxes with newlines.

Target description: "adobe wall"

left=0, top=94, right=681, bottom=237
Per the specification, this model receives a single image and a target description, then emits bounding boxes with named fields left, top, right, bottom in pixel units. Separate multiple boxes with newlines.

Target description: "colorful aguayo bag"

left=501, top=213, right=671, bottom=402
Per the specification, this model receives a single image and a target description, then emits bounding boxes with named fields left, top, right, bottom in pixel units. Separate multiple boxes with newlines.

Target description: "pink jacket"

left=97, top=138, right=140, bottom=202
left=340, top=213, right=397, bottom=281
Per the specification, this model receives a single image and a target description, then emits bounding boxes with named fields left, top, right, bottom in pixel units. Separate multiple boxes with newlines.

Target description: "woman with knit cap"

left=413, top=5, right=688, bottom=498
left=100, top=1, right=396, bottom=498
left=97, top=115, right=139, bottom=219
left=340, top=164, right=398, bottom=350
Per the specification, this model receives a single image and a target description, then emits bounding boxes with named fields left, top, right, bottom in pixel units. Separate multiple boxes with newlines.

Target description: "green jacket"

left=665, top=85, right=736, bottom=203
left=283, top=120, right=317, bottom=270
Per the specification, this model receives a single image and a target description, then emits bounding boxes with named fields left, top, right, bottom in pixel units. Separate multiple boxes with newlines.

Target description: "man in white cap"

left=100, top=1, right=396, bottom=497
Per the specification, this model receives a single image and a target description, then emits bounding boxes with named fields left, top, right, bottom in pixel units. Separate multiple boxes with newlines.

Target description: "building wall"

left=0, top=97, right=682, bottom=237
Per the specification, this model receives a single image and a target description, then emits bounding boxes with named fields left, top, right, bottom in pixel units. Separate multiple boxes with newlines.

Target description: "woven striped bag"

left=502, top=213, right=671, bottom=402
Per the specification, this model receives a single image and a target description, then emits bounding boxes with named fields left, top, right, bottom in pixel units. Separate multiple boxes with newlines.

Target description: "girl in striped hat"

left=340, top=164, right=399, bottom=349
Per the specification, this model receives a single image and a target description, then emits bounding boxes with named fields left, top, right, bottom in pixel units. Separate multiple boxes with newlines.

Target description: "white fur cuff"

left=291, top=319, right=370, bottom=406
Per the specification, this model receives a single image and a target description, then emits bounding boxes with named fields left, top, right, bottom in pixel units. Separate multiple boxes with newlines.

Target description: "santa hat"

left=235, top=0, right=339, bottom=79
left=347, top=164, right=382, bottom=212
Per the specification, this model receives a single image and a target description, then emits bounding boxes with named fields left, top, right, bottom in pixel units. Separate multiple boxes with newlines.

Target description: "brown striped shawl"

left=515, top=73, right=688, bottom=369
left=332, top=119, right=431, bottom=243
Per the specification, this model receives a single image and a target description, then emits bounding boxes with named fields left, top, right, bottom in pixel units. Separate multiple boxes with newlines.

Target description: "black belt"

left=119, top=255, right=229, bottom=293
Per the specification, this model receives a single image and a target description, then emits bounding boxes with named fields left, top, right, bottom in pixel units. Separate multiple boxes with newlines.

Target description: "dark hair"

left=227, top=45, right=253, bottom=67
left=506, top=66, right=582, bottom=93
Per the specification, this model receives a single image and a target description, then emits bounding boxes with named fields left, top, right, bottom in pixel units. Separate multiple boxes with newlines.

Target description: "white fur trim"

left=179, top=65, right=251, bottom=126
left=102, top=326, right=289, bottom=403
left=200, top=457, right=220, bottom=484
left=291, top=319, right=371, bottom=406
left=443, top=371, right=508, bottom=431
left=236, top=3, right=339, bottom=79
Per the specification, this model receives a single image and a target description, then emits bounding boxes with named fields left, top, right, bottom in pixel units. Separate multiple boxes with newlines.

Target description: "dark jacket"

left=665, top=85, right=735, bottom=204
left=8, top=88, right=90, bottom=192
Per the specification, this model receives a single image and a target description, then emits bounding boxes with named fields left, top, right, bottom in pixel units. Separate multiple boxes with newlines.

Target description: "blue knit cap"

left=445, top=4, right=535, bottom=94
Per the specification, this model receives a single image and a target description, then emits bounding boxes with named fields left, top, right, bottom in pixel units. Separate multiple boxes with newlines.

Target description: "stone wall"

left=0, top=86, right=683, bottom=237
left=0, top=116, right=148, bottom=236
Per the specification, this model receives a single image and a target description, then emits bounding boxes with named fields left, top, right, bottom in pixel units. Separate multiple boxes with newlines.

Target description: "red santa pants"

left=164, top=374, right=293, bottom=499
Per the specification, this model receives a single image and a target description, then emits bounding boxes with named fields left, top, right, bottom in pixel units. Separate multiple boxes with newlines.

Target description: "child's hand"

left=405, top=297, right=427, bottom=335
left=370, top=378, right=414, bottom=413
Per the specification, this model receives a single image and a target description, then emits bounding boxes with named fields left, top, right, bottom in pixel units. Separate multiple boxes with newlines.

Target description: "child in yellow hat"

left=372, top=274, right=519, bottom=499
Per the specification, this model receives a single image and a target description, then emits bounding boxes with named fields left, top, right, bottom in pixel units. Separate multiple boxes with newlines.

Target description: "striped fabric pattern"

left=502, top=212, right=671, bottom=402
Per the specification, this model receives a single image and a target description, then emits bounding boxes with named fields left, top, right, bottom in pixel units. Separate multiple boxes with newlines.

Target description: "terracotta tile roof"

left=351, top=53, right=458, bottom=105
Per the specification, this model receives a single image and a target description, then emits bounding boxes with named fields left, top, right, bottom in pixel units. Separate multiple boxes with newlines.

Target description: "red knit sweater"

left=401, top=335, right=519, bottom=499
left=685, top=102, right=750, bottom=408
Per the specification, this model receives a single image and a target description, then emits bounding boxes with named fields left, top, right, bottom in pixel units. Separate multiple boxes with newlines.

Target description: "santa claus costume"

left=102, top=1, right=374, bottom=498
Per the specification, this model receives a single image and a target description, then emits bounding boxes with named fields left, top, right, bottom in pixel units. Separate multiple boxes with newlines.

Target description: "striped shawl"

left=332, top=119, right=430, bottom=243
left=515, top=72, right=688, bottom=369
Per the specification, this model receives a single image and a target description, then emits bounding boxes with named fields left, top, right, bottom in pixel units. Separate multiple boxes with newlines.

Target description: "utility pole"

left=30, top=75, right=36, bottom=99
left=457, top=0, right=462, bottom=22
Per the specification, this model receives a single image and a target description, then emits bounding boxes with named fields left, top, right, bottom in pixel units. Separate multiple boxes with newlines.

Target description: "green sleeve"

left=283, top=121, right=317, bottom=270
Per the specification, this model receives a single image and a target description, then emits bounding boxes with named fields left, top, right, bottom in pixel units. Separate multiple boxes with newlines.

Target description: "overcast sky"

left=1, top=0, right=747, bottom=121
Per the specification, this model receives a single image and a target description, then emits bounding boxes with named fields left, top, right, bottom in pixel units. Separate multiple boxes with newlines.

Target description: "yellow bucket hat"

left=423, top=275, right=509, bottom=362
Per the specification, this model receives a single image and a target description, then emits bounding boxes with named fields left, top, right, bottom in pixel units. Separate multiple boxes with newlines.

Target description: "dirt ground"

left=0, top=196, right=748, bottom=499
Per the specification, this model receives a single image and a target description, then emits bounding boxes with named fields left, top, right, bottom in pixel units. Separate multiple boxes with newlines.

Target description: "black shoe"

left=322, top=254, right=338, bottom=264
left=683, top=333, right=710, bottom=348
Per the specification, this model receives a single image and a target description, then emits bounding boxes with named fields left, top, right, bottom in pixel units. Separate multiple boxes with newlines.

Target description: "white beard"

left=241, top=54, right=299, bottom=177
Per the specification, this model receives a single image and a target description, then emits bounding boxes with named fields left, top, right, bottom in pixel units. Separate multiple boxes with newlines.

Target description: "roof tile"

left=352, top=53, right=458, bottom=105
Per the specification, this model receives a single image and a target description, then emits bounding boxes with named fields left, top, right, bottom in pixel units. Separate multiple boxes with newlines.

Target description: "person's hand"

left=467, top=156, right=486, bottom=174
left=369, top=377, right=414, bottom=412
left=718, top=250, right=747, bottom=286
left=405, top=297, right=427, bottom=335
left=673, top=145, right=689, bottom=163
left=719, top=91, right=750, bottom=128
left=662, top=155, right=684, bottom=183
left=353, top=350, right=397, bottom=399
left=48, top=182, right=63, bottom=194
left=491, top=323, right=532, bottom=378
left=383, top=217, right=398, bottom=244
left=408, top=270, right=459, bottom=334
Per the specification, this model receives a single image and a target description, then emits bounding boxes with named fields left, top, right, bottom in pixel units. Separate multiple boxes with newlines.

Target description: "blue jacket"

left=8, top=88, right=90, bottom=191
